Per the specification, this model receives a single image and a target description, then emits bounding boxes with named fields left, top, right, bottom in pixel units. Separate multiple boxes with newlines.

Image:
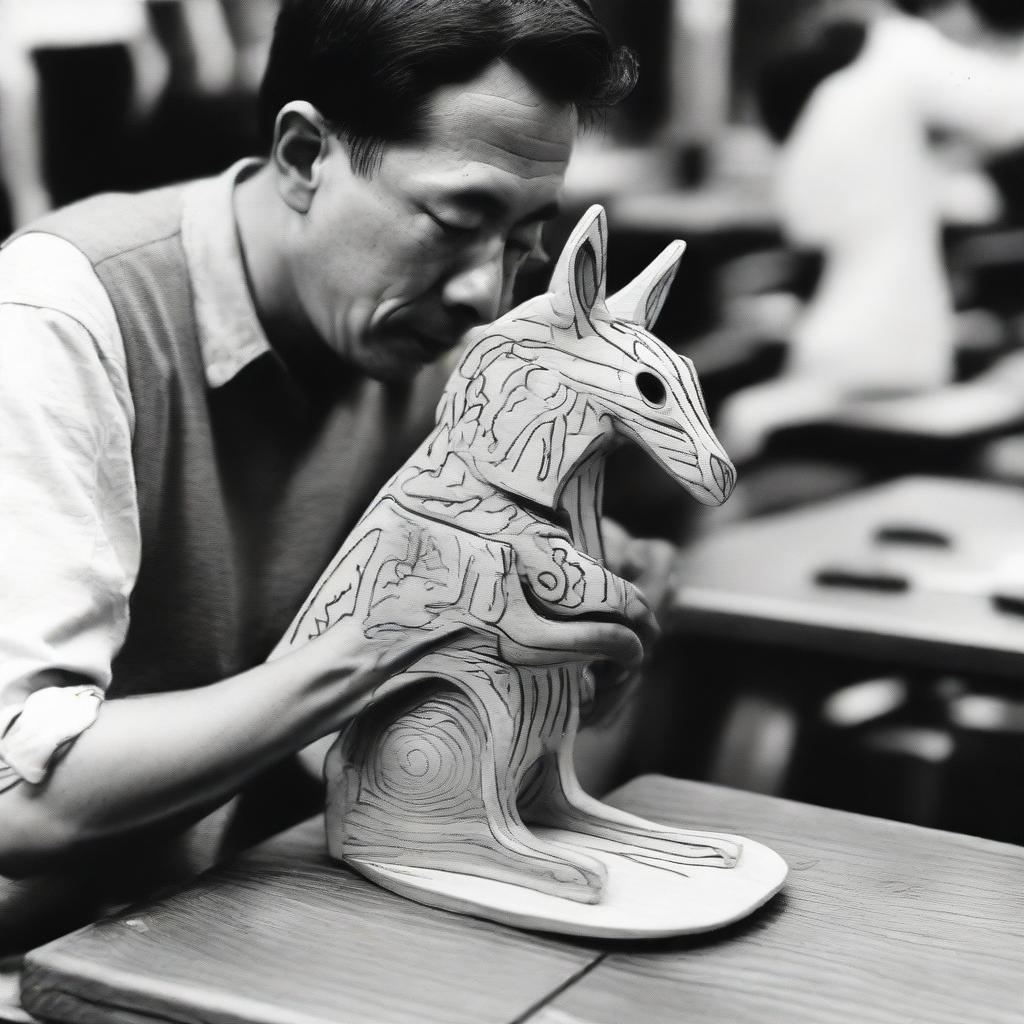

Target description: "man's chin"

left=363, top=359, right=424, bottom=384
left=358, top=345, right=435, bottom=383
left=361, top=332, right=457, bottom=381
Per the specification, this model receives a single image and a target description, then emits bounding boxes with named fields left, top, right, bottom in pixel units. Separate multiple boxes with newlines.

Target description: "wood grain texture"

left=528, top=776, right=1024, bottom=1024
left=0, top=963, right=32, bottom=1024
left=20, top=818, right=598, bottom=1024
left=671, top=476, right=1024, bottom=676
left=21, top=777, right=1024, bottom=1024
left=266, top=205, right=777, bottom=934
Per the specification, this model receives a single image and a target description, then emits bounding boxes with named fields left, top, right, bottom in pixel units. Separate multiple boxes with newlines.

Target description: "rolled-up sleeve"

left=0, top=685, right=105, bottom=787
left=0, top=234, right=139, bottom=788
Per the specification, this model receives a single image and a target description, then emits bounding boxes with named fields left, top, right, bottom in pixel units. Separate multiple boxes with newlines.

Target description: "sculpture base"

left=346, top=827, right=787, bottom=938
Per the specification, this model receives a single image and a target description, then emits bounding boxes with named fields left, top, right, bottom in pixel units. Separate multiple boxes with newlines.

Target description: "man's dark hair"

left=259, top=0, right=638, bottom=174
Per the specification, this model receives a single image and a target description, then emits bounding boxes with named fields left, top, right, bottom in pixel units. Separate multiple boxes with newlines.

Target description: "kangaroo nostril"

left=711, top=455, right=734, bottom=495
left=635, top=371, right=666, bottom=407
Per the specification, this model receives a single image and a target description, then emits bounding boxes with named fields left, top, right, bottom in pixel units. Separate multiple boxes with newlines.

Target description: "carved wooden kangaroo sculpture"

left=271, top=207, right=785, bottom=934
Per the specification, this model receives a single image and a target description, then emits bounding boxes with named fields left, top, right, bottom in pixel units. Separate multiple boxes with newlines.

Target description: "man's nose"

left=441, top=250, right=504, bottom=324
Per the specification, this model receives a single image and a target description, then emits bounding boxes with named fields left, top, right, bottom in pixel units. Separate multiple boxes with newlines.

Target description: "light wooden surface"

left=537, top=775, right=1024, bottom=1024
left=671, top=476, right=1024, bottom=676
left=21, top=774, right=1024, bottom=1024
left=0, top=962, right=30, bottom=1024
left=21, top=817, right=597, bottom=1024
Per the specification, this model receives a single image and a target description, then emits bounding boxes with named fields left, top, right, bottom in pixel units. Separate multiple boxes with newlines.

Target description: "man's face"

left=289, top=60, right=577, bottom=381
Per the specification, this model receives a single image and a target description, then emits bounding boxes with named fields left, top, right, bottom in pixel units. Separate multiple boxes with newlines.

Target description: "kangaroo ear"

left=607, top=239, right=686, bottom=330
left=549, top=204, right=608, bottom=332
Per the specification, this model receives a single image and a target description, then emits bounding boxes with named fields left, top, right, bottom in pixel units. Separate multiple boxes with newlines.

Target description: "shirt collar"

left=181, top=158, right=271, bottom=388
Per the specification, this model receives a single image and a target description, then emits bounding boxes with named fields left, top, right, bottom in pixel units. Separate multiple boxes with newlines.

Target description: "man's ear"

left=548, top=204, right=608, bottom=335
left=271, top=100, right=331, bottom=214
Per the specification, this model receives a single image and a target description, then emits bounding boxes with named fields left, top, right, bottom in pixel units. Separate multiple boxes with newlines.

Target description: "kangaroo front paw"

left=521, top=762, right=743, bottom=872
left=338, top=814, right=608, bottom=905
left=536, top=806, right=743, bottom=874
left=520, top=846, right=606, bottom=905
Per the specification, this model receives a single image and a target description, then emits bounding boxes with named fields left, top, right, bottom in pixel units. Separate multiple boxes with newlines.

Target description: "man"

left=0, top=0, right=656, bottom=945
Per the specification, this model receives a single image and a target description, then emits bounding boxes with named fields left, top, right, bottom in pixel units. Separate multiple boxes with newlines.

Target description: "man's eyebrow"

left=442, top=188, right=560, bottom=226
left=516, top=201, right=561, bottom=226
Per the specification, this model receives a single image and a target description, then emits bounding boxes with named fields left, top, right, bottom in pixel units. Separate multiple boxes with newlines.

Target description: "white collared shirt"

left=0, top=160, right=271, bottom=787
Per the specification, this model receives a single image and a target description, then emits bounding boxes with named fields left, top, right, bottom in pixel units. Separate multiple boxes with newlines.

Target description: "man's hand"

left=573, top=518, right=681, bottom=729
left=600, top=517, right=680, bottom=613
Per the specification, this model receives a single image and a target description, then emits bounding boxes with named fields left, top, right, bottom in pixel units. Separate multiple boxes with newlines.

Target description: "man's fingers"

left=312, top=623, right=472, bottom=700
left=328, top=626, right=475, bottom=717
left=621, top=537, right=679, bottom=611
left=584, top=659, right=644, bottom=728
left=573, top=620, right=645, bottom=666
left=624, top=584, right=660, bottom=651
left=371, top=626, right=474, bottom=676
left=502, top=617, right=644, bottom=667
left=494, top=574, right=659, bottom=668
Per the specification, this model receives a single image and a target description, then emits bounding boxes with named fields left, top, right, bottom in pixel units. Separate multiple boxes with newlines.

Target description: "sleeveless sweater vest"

left=15, top=185, right=445, bottom=698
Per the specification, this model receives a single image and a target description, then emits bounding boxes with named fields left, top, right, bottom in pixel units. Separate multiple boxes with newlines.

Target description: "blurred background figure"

left=220, top=0, right=279, bottom=94
left=0, top=0, right=278, bottom=234
left=715, top=0, right=1024, bottom=469
left=0, top=0, right=167, bottom=228
left=141, top=0, right=277, bottom=183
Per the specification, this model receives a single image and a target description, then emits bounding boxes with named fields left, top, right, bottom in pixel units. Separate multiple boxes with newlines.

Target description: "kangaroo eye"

left=635, top=371, right=667, bottom=407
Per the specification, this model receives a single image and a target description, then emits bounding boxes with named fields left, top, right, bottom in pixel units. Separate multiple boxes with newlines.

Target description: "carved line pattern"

left=273, top=211, right=741, bottom=906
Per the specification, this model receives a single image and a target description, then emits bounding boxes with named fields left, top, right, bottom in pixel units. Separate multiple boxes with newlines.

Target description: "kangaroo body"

left=272, top=207, right=741, bottom=907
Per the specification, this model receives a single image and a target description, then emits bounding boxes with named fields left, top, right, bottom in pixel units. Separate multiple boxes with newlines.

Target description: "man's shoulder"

left=9, top=182, right=196, bottom=269
left=0, top=233, right=118, bottom=346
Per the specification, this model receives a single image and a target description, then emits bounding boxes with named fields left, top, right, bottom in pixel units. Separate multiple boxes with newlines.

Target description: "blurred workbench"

left=644, top=476, right=1024, bottom=832
left=670, top=475, right=1024, bottom=676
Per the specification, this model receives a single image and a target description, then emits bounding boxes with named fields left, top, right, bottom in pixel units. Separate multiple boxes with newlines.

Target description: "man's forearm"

left=0, top=639, right=386, bottom=876
left=0, top=531, right=655, bottom=878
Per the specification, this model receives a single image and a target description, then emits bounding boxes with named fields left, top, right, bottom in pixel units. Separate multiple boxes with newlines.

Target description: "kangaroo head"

left=439, top=206, right=734, bottom=509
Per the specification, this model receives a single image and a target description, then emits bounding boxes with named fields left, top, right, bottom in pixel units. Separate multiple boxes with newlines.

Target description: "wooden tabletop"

left=535, top=776, right=1024, bottom=1024
left=670, top=475, right=1024, bottom=676
left=21, top=774, right=1024, bottom=1024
